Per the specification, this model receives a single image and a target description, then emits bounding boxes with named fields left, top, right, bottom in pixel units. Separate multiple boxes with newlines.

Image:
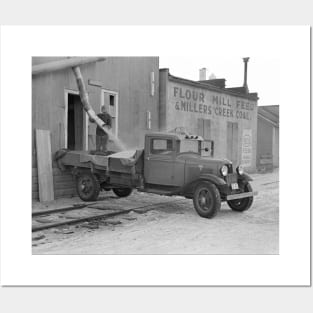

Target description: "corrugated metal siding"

left=257, top=117, right=273, bottom=165
left=273, top=127, right=279, bottom=167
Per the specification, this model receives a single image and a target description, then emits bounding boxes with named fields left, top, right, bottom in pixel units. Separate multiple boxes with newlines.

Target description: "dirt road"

left=32, top=169, right=279, bottom=254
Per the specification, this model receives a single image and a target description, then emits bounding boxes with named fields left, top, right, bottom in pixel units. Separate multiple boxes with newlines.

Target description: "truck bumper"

left=226, top=191, right=258, bottom=201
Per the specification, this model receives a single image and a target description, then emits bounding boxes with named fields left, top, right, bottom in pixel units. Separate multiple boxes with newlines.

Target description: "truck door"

left=144, top=137, right=175, bottom=186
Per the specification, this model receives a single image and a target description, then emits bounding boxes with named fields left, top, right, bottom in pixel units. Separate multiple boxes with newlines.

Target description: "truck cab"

left=144, top=132, right=227, bottom=191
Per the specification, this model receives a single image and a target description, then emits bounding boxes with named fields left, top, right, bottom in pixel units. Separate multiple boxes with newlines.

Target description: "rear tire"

left=112, top=188, right=133, bottom=198
left=227, top=182, right=253, bottom=212
left=193, top=182, right=221, bottom=218
left=76, top=172, right=100, bottom=201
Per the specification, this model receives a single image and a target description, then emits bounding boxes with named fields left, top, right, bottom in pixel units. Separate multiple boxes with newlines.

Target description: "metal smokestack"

left=199, top=68, right=207, bottom=81
left=243, top=57, right=249, bottom=91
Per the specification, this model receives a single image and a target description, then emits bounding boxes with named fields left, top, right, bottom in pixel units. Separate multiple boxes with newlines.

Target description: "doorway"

left=65, top=91, right=88, bottom=150
left=227, top=122, right=238, bottom=165
left=101, top=89, right=118, bottom=136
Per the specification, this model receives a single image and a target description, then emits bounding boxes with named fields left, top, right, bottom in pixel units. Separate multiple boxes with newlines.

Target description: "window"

left=109, top=95, right=115, bottom=107
left=101, top=89, right=118, bottom=136
left=151, top=139, right=174, bottom=155
left=178, top=139, right=200, bottom=154
left=202, top=140, right=214, bottom=157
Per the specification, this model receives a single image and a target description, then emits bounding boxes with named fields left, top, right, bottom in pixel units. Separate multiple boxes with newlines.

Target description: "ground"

left=32, top=169, right=279, bottom=254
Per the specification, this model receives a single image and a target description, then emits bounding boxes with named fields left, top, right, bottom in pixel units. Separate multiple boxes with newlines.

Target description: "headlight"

left=236, top=165, right=244, bottom=175
left=220, top=165, right=228, bottom=176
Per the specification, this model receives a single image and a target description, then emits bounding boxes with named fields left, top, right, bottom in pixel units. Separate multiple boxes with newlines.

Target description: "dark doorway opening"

left=67, top=94, right=84, bottom=150
left=227, top=121, right=238, bottom=165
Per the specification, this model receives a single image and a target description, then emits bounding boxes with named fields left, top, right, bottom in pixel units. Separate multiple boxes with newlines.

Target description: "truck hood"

left=177, top=153, right=231, bottom=164
left=177, top=153, right=232, bottom=174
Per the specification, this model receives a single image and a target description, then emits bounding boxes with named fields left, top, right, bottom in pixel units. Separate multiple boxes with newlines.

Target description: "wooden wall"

left=256, top=117, right=274, bottom=166
left=32, top=168, right=76, bottom=200
left=32, top=57, right=159, bottom=200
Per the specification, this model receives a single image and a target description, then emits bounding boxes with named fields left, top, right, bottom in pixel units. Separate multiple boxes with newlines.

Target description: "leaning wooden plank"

left=36, top=129, right=54, bottom=201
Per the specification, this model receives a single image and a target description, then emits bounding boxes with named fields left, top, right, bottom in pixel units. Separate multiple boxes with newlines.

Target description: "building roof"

left=160, top=68, right=259, bottom=101
left=258, top=105, right=279, bottom=127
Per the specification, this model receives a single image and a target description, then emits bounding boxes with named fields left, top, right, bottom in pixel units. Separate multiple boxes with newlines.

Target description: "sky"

left=159, top=56, right=280, bottom=107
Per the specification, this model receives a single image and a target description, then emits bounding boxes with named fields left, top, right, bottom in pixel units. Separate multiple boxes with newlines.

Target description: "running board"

left=137, top=188, right=179, bottom=196
left=226, top=191, right=258, bottom=201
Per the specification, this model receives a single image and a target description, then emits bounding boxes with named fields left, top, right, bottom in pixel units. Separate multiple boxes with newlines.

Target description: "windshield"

left=178, top=139, right=201, bottom=154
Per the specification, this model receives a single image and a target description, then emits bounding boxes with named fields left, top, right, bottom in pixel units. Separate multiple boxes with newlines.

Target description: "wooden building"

left=32, top=57, right=159, bottom=200
left=257, top=105, right=279, bottom=171
left=159, top=64, right=259, bottom=172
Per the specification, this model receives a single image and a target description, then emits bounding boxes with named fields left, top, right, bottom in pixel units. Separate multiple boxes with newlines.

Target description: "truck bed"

left=56, top=149, right=143, bottom=174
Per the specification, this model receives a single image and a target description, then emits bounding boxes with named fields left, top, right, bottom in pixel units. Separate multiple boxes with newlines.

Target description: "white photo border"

left=0, top=25, right=310, bottom=286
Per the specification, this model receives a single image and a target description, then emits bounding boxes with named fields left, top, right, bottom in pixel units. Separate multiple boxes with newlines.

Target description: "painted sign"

left=241, top=129, right=253, bottom=168
left=172, top=85, right=255, bottom=121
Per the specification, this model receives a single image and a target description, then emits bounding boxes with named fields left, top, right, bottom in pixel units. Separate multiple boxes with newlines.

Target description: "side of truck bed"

left=56, top=150, right=109, bottom=170
left=56, top=149, right=144, bottom=174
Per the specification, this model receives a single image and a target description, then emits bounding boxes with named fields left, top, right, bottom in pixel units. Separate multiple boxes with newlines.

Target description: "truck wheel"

left=227, top=182, right=253, bottom=212
left=76, top=173, right=100, bottom=201
left=112, top=188, right=133, bottom=198
left=193, top=182, right=221, bottom=218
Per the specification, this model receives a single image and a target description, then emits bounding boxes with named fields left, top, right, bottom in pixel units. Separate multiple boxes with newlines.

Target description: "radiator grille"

left=225, top=173, right=238, bottom=184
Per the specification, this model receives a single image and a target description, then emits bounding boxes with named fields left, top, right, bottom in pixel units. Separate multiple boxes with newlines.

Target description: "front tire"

left=112, top=188, right=133, bottom=198
left=76, top=172, right=100, bottom=201
left=193, top=182, right=221, bottom=218
left=227, top=182, right=253, bottom=212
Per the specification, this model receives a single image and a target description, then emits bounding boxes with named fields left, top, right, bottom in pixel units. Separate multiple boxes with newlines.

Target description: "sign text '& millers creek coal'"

left=172, top=86, right=255, bottom=120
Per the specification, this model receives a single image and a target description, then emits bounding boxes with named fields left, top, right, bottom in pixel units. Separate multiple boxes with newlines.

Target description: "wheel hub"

left=198, top=189, right=212, bottom=209
left=80, top=178, right=92, bottom=194
left=199, top=196, right=206, bottom=206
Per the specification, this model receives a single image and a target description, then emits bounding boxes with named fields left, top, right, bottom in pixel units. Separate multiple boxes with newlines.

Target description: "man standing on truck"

left=90, top=105, right=112, bottom=152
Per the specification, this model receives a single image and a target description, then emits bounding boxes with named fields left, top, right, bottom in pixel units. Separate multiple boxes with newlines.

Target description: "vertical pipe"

left=243, top=57, right=249, bottom=89
left=150, top=71, right=155, bottom=96
left=199, top=68, right=207, bottom=81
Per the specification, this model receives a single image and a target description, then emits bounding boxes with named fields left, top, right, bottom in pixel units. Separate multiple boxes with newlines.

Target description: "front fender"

left=182, top=174, right=226, bottom=196
left=239, top=173, right=253, bottom=182
left=199, top=173, right=227, bottom=185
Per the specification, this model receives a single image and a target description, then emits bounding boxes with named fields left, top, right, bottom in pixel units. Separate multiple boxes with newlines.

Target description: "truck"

left=55, top=131, right=257, bottom=219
